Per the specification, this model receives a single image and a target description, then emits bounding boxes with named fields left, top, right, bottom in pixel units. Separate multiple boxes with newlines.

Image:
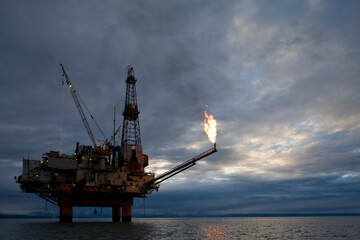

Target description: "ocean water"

left=0, top=217, right=359, bottom=239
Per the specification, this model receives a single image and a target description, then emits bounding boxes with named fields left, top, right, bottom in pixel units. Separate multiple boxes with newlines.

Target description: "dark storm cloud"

left=0, top=0, right=360, bottom=216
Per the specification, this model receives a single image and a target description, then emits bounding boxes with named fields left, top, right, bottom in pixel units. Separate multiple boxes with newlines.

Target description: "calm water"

left=0, top=217, right=359, bottom=239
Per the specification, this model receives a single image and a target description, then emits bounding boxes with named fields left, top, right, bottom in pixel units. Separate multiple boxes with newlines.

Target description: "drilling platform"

left=15, top=65, right=217, bottom=222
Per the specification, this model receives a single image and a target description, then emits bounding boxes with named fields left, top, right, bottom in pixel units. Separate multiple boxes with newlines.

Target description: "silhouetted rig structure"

left=16, top=65, right=217, bottom=222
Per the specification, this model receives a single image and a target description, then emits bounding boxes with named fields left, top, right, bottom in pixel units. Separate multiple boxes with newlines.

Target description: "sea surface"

left=0, top=217, right=359, bottom=239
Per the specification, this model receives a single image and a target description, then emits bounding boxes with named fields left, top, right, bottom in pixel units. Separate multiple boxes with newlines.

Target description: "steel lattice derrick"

left=121, top=67, right=141, bottom=147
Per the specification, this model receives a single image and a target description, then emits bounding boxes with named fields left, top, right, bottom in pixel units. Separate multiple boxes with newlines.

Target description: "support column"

left=59, top=204, right=73, bottom=222
left=59, top=196, right=72, bottom=222
left=112, top=206, right=121, bottom=222
left=122, top=205, right=132, bottom=222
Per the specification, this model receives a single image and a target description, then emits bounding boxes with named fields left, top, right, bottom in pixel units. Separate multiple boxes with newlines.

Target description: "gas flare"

left=204, top=111, right=217, bottom=143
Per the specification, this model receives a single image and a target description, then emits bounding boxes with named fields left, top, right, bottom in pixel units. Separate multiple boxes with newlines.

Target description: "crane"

left=60, top=64, right=97, bottom=147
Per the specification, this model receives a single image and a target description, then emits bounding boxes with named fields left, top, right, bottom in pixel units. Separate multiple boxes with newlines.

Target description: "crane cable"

left=76, top=93, right=107, bottom=140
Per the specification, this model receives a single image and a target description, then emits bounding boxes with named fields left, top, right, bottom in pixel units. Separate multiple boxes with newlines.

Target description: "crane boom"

left=147, top=143, right=217, bottom=187
left=60, top=64, right=97, bottom=147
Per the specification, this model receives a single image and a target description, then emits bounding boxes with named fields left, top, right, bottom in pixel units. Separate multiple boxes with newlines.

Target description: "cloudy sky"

left=1, top=0, right=359, bottom=217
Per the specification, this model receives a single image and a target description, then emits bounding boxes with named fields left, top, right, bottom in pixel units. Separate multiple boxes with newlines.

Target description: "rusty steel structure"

left=15, top=65, right=217, bottom=222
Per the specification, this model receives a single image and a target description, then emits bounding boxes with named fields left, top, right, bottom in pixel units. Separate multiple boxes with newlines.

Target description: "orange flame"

left=204, top=111, right=217, bottom=143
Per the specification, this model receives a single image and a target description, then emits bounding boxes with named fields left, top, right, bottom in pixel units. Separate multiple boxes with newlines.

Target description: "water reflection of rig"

left=15, top=65, right=217, bottom=222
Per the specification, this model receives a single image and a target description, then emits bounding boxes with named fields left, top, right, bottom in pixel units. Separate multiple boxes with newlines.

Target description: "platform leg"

left=59, top=204, right=72, bottom=222
left=122, top=205, right=132, bottom=222
left=112, top=206, right=121, bottom=222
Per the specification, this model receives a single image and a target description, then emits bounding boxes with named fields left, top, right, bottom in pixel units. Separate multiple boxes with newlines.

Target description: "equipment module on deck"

left=16, top=65, right=217, bottom=222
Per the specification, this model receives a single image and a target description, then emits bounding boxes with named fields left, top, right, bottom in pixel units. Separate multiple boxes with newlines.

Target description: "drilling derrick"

left=122, top=67, right=141, bottom=147
left=121, top=67, right=148, bottom=173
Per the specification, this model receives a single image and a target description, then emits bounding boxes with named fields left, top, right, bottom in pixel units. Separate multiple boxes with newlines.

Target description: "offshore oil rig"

left=15, top=65, right=217, bottom=222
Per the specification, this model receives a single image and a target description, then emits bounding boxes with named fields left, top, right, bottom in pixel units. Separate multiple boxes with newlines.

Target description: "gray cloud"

left=1, top=0, right=359, bottom=216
